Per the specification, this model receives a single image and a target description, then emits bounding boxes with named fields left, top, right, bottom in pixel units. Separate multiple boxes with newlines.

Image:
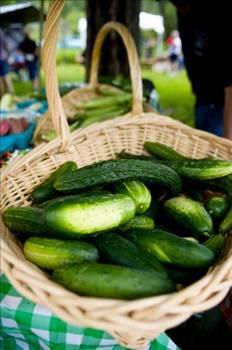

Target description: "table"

left=0, top=274, right=179, bottom=350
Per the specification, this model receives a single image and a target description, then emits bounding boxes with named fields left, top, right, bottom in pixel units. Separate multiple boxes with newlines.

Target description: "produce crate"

left=1, top=1, right=232, bottom=349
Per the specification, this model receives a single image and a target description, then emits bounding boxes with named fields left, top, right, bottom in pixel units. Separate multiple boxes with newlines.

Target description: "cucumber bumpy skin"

left=54, top=159, right=182, bottom=196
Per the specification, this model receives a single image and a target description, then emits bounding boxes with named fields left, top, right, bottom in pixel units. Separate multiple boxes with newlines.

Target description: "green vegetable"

left=205, top=196, right=230, bottom=221
left=144, top=141, right=187, bottom=160
left=219, top=208, right=232, bottom=233
left=204, top=234, right=225, bottom=258
left=119, top=215, right=155, bottom=231
left=53, top=262, right=175, bottom=299
left=164, top=196, right=213, bottom=239
left=2, top=207, right=47, bottom=237
left=125, top=229, right=215, bottom=269
left=54, top=159, right=182, bottom=196
left=95, top=232, right=167, bottom=276
left=115, top=180, right=151, bottom=214
left=44, top=193, right=136, bottom=237
left=167, top=159, right=232, bottom=180
left=23, top=237, right=99, bottom=269
left=31, top=161, right=77, bottom=204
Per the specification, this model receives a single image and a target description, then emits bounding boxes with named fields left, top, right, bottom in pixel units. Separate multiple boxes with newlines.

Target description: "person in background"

left=0, top=29, right=14, bottom=96
left=171, top=0, right=232, bottom=140
left=18, top=31, right=39, bottom=91
left=167, top=30, right=182, bottom=73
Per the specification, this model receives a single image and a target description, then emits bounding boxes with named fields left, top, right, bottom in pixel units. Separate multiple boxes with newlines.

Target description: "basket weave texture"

left=1, top=1, right=232, bottom=349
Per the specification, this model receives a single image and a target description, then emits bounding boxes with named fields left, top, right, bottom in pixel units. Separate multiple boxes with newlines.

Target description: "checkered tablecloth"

left=0, top=274, right=179, bottom=350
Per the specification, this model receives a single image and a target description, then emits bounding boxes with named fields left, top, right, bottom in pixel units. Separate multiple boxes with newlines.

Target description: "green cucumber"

left=219, top=208, right=232, bottom=233
left=2, top=207, right=47, bottom=237
left=204, top=234, right=225, bottom=258
left=164, top=196, right=213, bottom=239
left=54, top=159, right=182, bottom=196
left=144, top=141, right=187, bottom=160
left=44, top=193, right=136, bottom=237
left=205, top=196, right=230, bottom=221
left=95, top=232, right=167, bottom=276
left=125, top=229, right=215, bottom=269
left=31, top=161, right=77, bottom=204
left=23, top=237, right=98, bottom=269
left=115, top=180, right=151, bottom=214
left=52, top=262, right=175, bottom=299
left=167, top=159, right=232, bottom=180
left=119, top=215, right=155, bottom=231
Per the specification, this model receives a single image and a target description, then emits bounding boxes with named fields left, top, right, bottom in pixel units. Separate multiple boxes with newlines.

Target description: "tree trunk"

left=86, top=0, right=141, bottom=82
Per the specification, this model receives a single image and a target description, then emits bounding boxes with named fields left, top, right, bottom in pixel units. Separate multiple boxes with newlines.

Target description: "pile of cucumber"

left=3, top=142, right=232, bottom=300
left=42, top=90, right=132, bottom=142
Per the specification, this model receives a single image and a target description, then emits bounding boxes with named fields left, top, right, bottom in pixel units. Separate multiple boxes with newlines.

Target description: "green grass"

left=13, top=63, right=194, bottom=126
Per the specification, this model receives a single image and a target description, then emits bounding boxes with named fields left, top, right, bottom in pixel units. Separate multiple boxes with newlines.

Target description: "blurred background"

left=0, top=0, right=194, bottom=126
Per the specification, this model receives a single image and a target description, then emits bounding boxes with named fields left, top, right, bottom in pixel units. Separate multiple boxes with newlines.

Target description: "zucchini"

left=167, top=159, right=232, bottom=180
left=144, top=141, right=187, bottom=160
left=125, top=229, right=215, bottom=269
left=205, top=196, right=230, bottom=221
left=31, top=161, right=77, bottom=204
left=52, top=262, right=175, bottom=299
left=219, top=208, right=232, bottom=233
left=119, top=215, right=155, bottom=231
left=54, top=159, right=182, bottom=196
left=2, top=207, right=47, bottom=237
left=95, top=232, right=167, bottom=277
left=44, top=193, right=136, bottom=237
left=115, top=180, right=151, bottom=214
left=23, top=237, right=99, bottom=269
left=204, top=234, right=225, bottom=258
left=164, top=196, right=213, bottom=239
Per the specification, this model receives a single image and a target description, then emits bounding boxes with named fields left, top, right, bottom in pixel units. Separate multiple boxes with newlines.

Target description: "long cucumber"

left=125, top=229, right=215, bottom=269
left=54, top=159, right=182, bottom=195
left=53, top=262, right=175, bottom=299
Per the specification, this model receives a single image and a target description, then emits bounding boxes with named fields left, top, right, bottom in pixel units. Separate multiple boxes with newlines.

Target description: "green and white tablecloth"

left=0, top=274, right=179, bottom=350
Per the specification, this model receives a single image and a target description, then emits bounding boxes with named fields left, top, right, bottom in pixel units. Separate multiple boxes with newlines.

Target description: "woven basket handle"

left=89, top=21, right=143, bottom=116
left=42, top=0, right=143, bottom=148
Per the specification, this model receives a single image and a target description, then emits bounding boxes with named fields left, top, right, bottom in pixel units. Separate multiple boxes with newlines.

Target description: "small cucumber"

left=119, top=215, right=155, bottom=231
left=219, top=208, right=232, bottom=233
left=54, top=159, right=182, bottom=196
left=52, top=262, right=175, bottom=299
left=31, top=161, right=77, bottom=204
left=2, top=207, right=47, bottom=237
left=44, top=193, right=136, bottom=237
left=204, top=234, right=225, bottom=258
left=125, top=229, right=215, bottom=269
left=23, top=237, right=98, bottom=269
left=144, top=141, right=187, bottom=160
left=167, top=159, right=232, bottom=180
left=205, top=196, right=230, bottom=221
left=115, top=180, right=151, bottom=214
left=164, top=196, right=213, bottom=239
left=95, top=232, right=167, bottom=277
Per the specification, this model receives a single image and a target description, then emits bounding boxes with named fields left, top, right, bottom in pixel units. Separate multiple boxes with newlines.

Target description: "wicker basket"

left=1, top=1, right=232, bottom=349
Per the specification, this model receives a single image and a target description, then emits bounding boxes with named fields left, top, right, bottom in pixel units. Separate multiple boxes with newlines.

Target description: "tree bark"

left=86, top=0, right=141, bottom=82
